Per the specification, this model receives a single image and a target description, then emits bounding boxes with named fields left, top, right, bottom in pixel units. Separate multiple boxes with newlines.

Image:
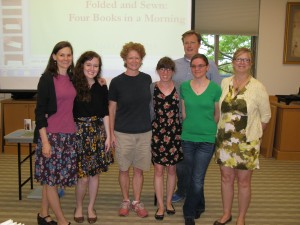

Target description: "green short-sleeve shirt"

left=180, top=80, right=221, bottom=143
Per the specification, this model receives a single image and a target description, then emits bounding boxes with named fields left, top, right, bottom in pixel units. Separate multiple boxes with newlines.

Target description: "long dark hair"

left=44, top=41, right=74, bottom=78
left=73, top=51, right=102, bottom=102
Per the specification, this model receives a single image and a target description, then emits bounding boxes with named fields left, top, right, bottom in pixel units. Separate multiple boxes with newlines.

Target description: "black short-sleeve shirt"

left=108, top=72, right=152, bottom=133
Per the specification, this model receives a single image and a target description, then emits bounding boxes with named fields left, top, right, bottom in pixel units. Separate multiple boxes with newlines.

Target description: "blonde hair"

left=233, top=47, right=253, bottom=75
left=233, top=47, right=253, bottom=62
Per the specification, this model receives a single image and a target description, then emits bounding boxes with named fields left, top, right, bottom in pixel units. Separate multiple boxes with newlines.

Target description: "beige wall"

left=257, top=0, right=300, bottom=95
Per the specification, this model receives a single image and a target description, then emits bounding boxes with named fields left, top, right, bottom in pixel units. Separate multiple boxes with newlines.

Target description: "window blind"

left=194, top=0, right=260, bottom=35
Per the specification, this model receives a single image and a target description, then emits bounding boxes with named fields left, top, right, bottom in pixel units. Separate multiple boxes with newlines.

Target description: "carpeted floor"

left=0, top=154, right=299, bottom=225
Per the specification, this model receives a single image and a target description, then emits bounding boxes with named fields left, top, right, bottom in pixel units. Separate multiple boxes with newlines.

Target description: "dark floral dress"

left=35, top=133, right=78, bottom=187
left=151, top=85, right=183, bottom=166
left=75, top=116, right=114, bottom=178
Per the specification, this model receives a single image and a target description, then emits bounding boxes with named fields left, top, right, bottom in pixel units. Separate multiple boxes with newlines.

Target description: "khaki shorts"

left=114, top=131, right=152, bottom=171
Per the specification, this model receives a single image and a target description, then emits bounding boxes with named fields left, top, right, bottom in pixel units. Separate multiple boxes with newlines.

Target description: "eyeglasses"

left=159, top=68, right=173, bottom=72
left=235, top=58, right=251, bottom=63
left=190, top=64, right=207, bottom=69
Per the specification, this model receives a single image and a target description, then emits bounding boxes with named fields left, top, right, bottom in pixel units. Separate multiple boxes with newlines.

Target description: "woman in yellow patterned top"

left=214, top=48, right=271, bottom=225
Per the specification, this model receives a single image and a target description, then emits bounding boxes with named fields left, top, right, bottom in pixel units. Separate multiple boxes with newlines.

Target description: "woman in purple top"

left=34, top=41, right=77, bottom=225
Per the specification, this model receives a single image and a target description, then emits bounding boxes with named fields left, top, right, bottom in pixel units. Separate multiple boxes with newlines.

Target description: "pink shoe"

left=119, top=200, right=131, bottom=216
left=131, top=201, right=148, bottom=218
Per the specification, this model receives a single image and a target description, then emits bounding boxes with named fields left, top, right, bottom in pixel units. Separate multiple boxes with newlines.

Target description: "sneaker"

left=131, top=201, right=148, bottom=218
left=172, top=193, right=184, bottom=203
left=119, top=200, right=131, bottom=216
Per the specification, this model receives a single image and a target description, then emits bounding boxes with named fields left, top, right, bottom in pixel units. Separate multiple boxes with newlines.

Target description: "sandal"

left=87, top=209, right=97, bottom=224
left=37, top=213, right=57, bottom=225
left=73, top=208, right=84, bottom=223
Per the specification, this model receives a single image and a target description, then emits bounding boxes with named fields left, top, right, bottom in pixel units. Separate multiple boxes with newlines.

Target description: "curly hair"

left=44, top=41, right=74, bottom=78
left=120, top=42, right=146, bottom=67
left=73, top=51, right=102, bottom=102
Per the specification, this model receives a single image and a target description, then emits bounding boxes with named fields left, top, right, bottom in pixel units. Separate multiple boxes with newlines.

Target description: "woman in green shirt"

left=181, top=54, right=221, bottom=225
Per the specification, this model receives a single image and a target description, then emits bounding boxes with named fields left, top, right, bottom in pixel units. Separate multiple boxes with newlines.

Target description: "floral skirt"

left=35, top=132, right=78, bottom=187
left=75, top=116, right=113, bottom=178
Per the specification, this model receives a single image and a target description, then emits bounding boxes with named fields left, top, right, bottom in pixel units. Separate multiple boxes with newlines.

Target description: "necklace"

left=191, top=79, right=208, bottom=94
left=88, top=80, right=95, bottom=88
left=233, top=76, right=250, bottom=92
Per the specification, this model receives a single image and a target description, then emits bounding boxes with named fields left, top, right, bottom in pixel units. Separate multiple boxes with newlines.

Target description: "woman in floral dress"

left=73, top=51, right=113, bottom=224
left=150, top=57, right=183, bottom=220
left=214, top=48, right=271, bottom=225
left=34, top=41, right=77, bottom=225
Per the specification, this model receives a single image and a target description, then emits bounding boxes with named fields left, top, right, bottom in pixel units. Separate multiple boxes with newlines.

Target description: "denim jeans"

left=182, top=141, right=215, bottom=219
left=174, top=157, right=187, bottom=197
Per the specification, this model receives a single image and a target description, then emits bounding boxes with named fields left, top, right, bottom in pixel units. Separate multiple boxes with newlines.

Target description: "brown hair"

left=181, top=30, right=201, bottom=43
left=73, top=51, right=102, bottom=102
left=44, top=41, right=74, bottom=78
left=190, top=53, right=209, bottom=66
left=156, top=56, right=175, bottom=71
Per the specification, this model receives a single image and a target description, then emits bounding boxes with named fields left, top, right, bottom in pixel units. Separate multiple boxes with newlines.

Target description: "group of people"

left=34, top=42, right=113, bottom=225
left=33, top=30, right=271, bottom=225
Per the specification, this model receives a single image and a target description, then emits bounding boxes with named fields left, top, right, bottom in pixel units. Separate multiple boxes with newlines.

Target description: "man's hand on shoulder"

left=98, top=77, right=107, bottom=86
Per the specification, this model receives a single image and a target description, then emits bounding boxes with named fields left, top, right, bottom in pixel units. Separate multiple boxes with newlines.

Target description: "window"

left=200, top=35, right=256, bottom=77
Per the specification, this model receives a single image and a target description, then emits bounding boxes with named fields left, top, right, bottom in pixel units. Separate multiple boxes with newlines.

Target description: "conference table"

left=4, top=129, right=35, bottom=200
